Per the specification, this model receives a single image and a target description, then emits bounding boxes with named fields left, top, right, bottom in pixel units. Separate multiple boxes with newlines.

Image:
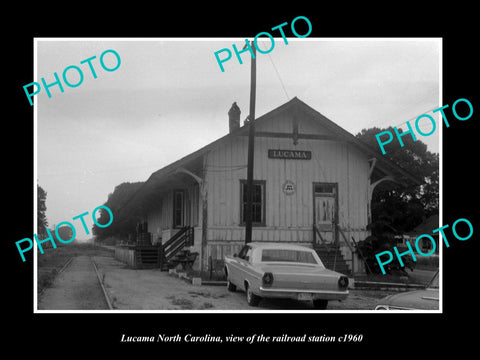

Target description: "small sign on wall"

left=283, top=180, right=296, bottom=195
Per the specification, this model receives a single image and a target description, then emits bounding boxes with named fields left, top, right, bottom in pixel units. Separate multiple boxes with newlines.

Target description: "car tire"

left=227, top=280, right=237, bottom=292
left=245, top=283, right=261, bottom=306
left=312, top=299, right=328, bottom=309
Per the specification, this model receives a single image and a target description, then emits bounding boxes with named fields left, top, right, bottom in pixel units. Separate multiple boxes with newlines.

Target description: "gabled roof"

left=150, top=97, right=419, bottom=182
left=117, top=97, right=421, bottom=217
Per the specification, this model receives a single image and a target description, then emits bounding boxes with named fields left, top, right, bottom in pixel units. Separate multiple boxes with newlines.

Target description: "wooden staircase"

left=314, top=245, right=351, bottom=275
left=134, top=245, right=162, bottom=269
left=160, top=226, right=195, bottom=271
left=128, top=226, right=195, bottom=269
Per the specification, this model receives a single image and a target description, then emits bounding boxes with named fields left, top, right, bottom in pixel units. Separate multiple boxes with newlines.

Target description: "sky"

left=35, top=38, right=441, bottom=239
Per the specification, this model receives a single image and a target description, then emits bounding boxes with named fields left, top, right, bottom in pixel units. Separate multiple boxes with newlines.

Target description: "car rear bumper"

left=258, top=287, right=349, bottom=301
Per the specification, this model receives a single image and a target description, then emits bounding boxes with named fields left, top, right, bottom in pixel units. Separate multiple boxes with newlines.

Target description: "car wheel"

left=312, top=299, right=328, bottom=309
left=227, top=280, right=237, bottom=292
left=245, top=283, right=261, bottom=306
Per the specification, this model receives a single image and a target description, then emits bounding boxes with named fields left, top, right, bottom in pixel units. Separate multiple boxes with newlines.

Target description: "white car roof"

left=247, top=242, right=314, bottom=251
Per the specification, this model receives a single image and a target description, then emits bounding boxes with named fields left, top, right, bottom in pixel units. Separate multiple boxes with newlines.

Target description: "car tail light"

left=338, top=276, right=349, bottom=289
left=262, top=272, right=274, bottom=286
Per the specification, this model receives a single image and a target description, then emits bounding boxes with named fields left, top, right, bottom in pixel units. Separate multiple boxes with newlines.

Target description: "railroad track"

left=37, top=255, right=114, bottom=310
left=91, top=257, right=114, bottom=310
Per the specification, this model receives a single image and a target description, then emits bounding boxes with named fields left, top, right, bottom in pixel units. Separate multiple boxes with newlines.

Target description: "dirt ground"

left=92, top=255, right=249, bottom=310
left=37, top=244, right=421, bottom=311
left=92, top=255, right=397, bottom=311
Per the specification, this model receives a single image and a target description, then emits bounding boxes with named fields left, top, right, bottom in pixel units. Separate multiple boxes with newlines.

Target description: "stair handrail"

left=163, top=226, right=189, bottom=250
left=351, top=235, right=373, bottom=274
left=314, top=225, right=334, bottom=253
left=337, top=227, right=356, bottom=275
left=164, top=238, right=187, bottom=261
left=314, top=225, right=341, bottom=271
left=162, top=226, right=194, bottom=261
left=337, top=227, right=355, bottom=253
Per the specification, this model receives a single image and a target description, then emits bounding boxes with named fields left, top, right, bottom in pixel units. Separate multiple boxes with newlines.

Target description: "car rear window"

left=261, top=249, right=318, bottom=264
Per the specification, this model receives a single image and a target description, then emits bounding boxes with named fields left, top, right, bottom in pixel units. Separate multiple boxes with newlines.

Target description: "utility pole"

left=245, top=41, right=256, bottom=244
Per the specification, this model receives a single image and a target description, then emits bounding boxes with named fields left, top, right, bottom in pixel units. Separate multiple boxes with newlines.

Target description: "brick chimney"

left=228, top=102, right=241, bottom=133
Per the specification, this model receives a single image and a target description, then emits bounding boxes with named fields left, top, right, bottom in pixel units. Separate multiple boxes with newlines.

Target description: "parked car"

left=224, top=242, right=349, bottom=309
left=374, top=270, right=439, bottom=310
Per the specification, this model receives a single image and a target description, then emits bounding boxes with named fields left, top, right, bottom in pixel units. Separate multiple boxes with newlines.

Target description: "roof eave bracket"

left=175, top=167, right=203, bottom=185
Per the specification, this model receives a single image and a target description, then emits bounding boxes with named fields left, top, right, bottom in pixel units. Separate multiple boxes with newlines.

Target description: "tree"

left=92, top=181, right=144, bottom=242
left=354, top=127, right=439, bottom=274
left=356, top=127, right=439, bottom=234
left=37, top=184, right=48, bottom=239
left=54, top=225, right=74, bottom=242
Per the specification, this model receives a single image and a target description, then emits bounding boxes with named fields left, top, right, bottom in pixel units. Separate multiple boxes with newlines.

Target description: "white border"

left=33, top=38, right=39, bottom=309
left=33, top=37, right=443, bottom=314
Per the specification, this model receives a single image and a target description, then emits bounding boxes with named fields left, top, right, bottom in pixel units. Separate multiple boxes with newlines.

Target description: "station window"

left=240, top=180, right=266, bottom=226
left=173, top=190, right=185, bottom=228
left=314, top=183, right=335, bottom=195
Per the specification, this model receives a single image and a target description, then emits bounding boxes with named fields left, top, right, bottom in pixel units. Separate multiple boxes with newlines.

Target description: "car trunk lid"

left=259, top=263, right=342, bottom=291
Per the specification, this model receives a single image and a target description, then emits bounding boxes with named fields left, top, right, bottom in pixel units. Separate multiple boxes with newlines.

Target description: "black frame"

left=240, top=179, right=266, bottom=226
left=173, top=189, right=185, bottom=229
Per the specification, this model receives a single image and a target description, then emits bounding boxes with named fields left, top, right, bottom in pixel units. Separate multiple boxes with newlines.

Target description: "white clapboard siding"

left=204, top=106, right=370, bottom=254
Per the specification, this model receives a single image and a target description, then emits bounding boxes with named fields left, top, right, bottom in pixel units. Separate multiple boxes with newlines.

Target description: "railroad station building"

left=120, top=97, right=418, bottom=274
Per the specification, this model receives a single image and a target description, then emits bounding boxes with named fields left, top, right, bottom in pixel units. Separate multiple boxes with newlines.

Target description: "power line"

left=256, top=40, right=290, bottom=101
left=267, top=52, right=290, bottom=100
left=385, top=90, right=440, bottom=128
left=392, top=106, right=440, bottom=129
